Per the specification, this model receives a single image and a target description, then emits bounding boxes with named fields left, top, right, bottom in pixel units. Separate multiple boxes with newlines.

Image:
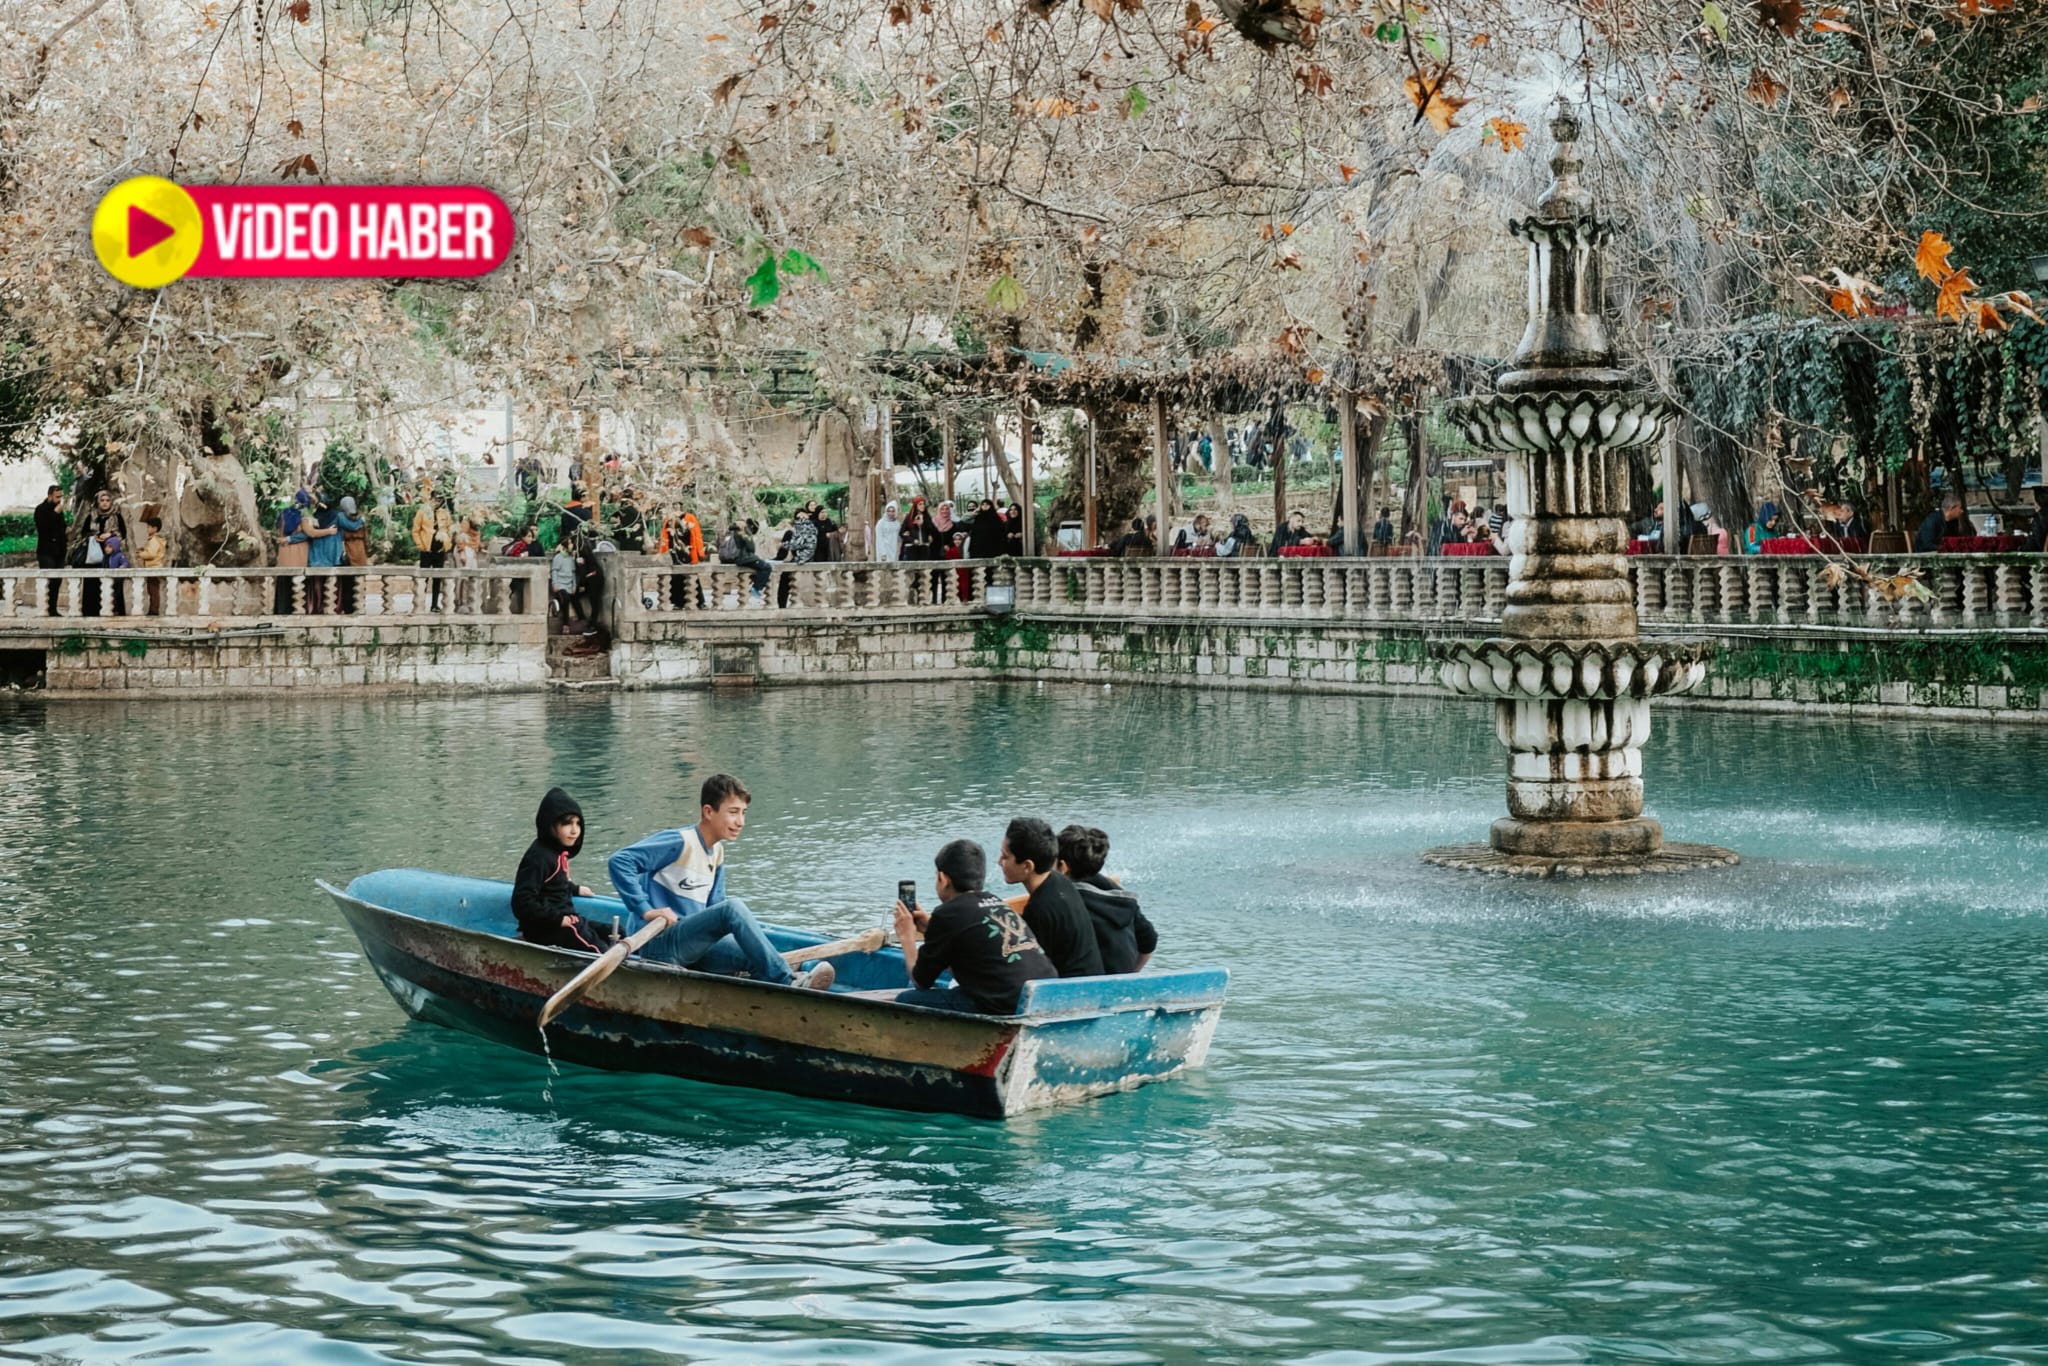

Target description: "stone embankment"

left=4, top=554, right=2046, bottom=721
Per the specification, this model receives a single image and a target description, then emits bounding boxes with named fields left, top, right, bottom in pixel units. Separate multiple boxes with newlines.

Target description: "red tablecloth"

left=1171, top=546, right=1218, bottom=558
left=1055, top=548, right=1114, bottom=558
left=1278, top=544, right=1333, bottom=558
left=1760, top=535, right=1867, bottom=556
left=1439, top=541, right=1495, bottom=557
left=1940, top=535, right=2021, bottom=553
left=1627, top=538, right=1656, bottom=555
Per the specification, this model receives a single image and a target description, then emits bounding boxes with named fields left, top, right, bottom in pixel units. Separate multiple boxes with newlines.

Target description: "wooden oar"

left=782, top=926, right=888, bottom=967
left=538, top=917, right=671, bottom=1028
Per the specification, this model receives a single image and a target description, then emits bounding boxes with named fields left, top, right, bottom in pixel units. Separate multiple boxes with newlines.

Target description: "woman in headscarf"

left=776, top=508, right=818, bottom=607
left=873, top=500, right=903, bottom=562
left=1216, top=512, right=1256, bottom=558
left=933, top=499, right=957, bottom=548
left=1003, top=503, right=1026, bottom=557
left=1742, top=500, right=1781, bottom=555
left=967, top=498, right=1006, bottom=559
left=900, top=498, right=937, bottom=561
left=812, top=500, right=840, bottom=562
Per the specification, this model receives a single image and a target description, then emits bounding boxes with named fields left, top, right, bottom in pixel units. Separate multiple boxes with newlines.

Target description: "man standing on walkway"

left=34, top=484, right=65, bottom=615
left=35, top=485, right=66, bottom=569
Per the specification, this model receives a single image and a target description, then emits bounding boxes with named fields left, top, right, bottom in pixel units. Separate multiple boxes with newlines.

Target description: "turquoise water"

left=2, top=684, right=2046, bottom=1364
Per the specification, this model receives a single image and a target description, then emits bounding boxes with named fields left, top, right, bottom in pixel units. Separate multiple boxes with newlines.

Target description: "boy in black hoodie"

left=512, top=788, right=613, bottom=952
left=1057, top=825, right=1158, bottom=975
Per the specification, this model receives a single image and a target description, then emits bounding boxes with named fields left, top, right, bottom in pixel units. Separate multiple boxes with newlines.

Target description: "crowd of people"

left=27, top=473, right=2047, bottom=627
left=514, top=773, right=1158, bottom=1014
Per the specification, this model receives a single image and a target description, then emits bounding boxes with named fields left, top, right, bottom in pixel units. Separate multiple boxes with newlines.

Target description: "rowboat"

left=320, top=869, right=1227, bottom=1119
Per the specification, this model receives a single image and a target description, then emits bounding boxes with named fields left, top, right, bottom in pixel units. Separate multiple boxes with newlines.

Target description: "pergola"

left=874, top=348, right=1446, bottom=555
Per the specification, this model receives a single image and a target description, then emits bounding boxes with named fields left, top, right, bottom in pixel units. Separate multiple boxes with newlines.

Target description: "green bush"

left=757, top=482, right=848, bottom=524
left=0, top=533, right=31, bottom=555
left=0, top=512, right=32, bottom=539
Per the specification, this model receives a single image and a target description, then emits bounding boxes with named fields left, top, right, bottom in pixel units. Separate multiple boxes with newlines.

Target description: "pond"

left=2, top=683, right=2045, bottom=1363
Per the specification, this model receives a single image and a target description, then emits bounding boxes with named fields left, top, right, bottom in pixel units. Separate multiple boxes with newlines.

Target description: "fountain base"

left=1421, top=838, right=1741, bottom=879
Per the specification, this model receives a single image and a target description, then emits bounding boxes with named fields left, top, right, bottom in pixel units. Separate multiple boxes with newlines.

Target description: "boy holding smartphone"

left=892, top=839, right=1055, bottom=1015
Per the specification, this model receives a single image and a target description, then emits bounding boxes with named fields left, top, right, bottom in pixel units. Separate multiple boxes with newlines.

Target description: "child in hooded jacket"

left=512, top=787, right=613, bottom=952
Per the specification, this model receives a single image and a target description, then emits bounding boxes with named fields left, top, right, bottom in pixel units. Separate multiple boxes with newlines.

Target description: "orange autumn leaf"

left=1469, top=31, right=1489, bottom=45
left=1812, top=17, right=1856, bottom=33
left=1935, top=267, right=1976, bottom=321
left=1803, top=269, right=1879, bottom=317
left=1404, top=70, right=1468, bottom=133
left=1995, top=290, right=2043, bottom=324
left=1975, top=301, right=2010, bottom=332
left=1913, top=230, right=1954, bottom=282
left=1746, top=67, right=1787, bottom=105
left=1486, top=117, right=1527, bottom=151
left=1338, top=163, right=1356, bottom=182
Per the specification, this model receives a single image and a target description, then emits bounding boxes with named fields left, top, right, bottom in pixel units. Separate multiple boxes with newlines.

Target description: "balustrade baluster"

left=1716, top=564, right=1743, bottom=624
left=2031, top=562, right=2048, bottom=628
left=1993, top=563, right=2023, bottom=625
left=1741, top=563, right=1767, bottom=624
left=1481, top=566, right=1507, bottom=620
left=1961, top=561, right=1989, bottom=624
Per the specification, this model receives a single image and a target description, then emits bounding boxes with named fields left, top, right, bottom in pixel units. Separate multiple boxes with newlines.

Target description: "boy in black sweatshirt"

left=1057, top=825, right=1158, bottom=975
left=512, top=788, right=612, bottom=952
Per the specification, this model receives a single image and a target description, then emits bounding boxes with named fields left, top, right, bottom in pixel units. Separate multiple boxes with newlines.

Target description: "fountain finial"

left=1498, top=97, right=1624, bottom=394
left=1534, top=97, right=1589, bottom=223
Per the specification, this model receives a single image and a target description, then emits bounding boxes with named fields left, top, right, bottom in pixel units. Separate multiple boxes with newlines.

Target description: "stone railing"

left=1632, top=553, right=2048, bottom=630
left=615, top=553, right=2048, bottom=633
left=0, top=563, right=547, bottom=625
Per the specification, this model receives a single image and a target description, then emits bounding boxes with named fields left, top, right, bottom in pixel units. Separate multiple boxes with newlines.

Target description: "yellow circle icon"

left=91, top=176, right=203, bottom=289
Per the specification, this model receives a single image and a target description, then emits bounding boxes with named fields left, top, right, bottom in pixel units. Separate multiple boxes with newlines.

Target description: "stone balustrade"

left=0, top=563, right=546, bottom=624
left=615, top=553, right=2048, bottom=633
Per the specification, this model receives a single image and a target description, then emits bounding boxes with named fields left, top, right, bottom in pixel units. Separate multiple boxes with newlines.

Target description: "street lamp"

left=2031, top=254, right=2048, bottom=285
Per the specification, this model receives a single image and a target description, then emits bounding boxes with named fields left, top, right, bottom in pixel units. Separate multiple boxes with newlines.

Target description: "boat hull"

left=324, top=870, right=1226, bottom=1119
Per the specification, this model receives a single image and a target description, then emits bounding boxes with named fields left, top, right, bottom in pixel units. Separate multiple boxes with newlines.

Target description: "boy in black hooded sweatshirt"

left=1057, top=825, right=1157, bottom=975
left=512, top=788, right=612, bottom=952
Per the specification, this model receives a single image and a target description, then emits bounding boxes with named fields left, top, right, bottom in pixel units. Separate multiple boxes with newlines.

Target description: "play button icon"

left=127, top=204, right=177, bottom=257
left=91, top=175, right=204, bottom=288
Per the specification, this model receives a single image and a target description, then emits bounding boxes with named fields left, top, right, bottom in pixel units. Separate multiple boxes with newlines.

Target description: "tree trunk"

left=1210, top=413, right=1232, bottom=496
left=1399, top=397, right=1433, bottom=544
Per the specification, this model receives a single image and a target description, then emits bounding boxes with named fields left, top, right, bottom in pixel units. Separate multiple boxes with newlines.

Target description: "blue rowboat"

left=320, top=869, right=1227, bottom=1120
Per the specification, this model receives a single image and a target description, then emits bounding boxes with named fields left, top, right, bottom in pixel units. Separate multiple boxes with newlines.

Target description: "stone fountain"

left=1422, top=103, right=1739, bottom=878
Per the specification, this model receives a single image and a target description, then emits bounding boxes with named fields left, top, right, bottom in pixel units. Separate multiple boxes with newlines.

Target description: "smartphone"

left=897, top=879, right=918, bottom=912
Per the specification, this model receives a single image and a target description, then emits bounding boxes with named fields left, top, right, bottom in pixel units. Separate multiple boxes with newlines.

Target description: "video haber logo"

left=92, top=177, right=514, bottom=289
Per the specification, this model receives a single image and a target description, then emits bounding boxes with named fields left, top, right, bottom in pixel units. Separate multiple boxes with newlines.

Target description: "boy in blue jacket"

left=607, top=773, right=834, bottom=990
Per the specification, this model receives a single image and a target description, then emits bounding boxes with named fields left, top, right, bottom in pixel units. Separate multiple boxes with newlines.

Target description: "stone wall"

left=25, top=621, right=547, bottom=697
left=611, top=610, right=2048, bottom=723
left=613, top=615, right=976, bottom=690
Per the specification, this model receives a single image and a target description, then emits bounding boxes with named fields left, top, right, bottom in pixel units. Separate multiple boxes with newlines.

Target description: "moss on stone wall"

left=969, top=616, right=1052, bottom=669
left=1712, top=635, right=2048, bottom=709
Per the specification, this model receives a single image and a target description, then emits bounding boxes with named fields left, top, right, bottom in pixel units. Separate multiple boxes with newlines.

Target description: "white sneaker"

left=795, top=962, right=836, bottom=992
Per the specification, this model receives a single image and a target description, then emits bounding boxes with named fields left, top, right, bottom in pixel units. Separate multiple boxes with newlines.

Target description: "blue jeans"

left=630, top=897, right=794, bottom=985
left=894, top=985, right=994, bottom=1014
